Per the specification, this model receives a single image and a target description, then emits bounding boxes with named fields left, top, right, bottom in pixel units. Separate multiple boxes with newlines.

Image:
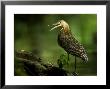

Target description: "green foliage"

left=57, top=54, right=68, bottom=69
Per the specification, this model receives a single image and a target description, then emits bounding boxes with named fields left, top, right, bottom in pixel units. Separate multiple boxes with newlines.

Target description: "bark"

left=15, top=50, right=67, bottom=76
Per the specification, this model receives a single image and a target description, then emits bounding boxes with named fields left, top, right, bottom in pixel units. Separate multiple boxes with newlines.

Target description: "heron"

left=49, top=20, right=88, bottom=75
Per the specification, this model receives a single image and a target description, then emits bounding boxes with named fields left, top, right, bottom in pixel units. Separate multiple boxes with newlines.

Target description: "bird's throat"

left=64, top=28, right=68, bottom=33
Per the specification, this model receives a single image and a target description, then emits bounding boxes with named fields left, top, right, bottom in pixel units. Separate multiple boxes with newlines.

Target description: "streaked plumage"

left=50, top=20, right=88, bottom=62
left=57, top=27, right=88, bottom=62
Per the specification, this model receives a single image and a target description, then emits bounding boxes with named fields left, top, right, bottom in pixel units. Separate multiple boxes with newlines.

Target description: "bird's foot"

left=73, top=71, right=78, bottom=76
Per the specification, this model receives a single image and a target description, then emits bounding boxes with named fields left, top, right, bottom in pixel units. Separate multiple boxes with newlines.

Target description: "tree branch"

left=15, top=50, right=67, bottom=76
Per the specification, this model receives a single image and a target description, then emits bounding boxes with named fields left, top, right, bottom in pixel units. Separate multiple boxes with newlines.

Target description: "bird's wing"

left=66, top=36, right=88, bottom=61
left=58, top=32, right=88, bottom=61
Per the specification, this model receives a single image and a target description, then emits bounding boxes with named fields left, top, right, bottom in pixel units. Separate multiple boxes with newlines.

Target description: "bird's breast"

left=57, top=32, right=71, bottom=50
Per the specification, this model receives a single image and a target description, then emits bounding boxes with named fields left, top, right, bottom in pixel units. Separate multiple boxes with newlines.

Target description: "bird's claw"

left=73, top=72, right=78, bottom=76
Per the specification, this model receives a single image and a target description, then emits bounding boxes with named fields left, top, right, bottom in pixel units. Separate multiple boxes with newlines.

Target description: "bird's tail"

left=82, top=54, right=88, bottom=63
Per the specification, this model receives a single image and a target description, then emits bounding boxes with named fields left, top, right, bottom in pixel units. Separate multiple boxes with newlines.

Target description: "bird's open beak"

left=48, top=21, right=61, bottom=31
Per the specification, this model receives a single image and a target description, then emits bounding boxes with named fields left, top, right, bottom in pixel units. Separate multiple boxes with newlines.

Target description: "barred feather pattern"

left=58, top=30, right=88, bottom=62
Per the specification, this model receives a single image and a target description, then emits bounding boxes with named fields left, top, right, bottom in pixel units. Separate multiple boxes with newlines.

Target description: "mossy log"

left=15, top=50, right=67, bottom=76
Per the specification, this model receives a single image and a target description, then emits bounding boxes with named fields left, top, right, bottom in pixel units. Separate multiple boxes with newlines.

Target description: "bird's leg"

left=75, top=56, right=76, bottom=72
left=73, top=56, right=78, bottom=76
left=67, top=53, right=69, bottom=64
left=68, top=53, right=69, bottom=61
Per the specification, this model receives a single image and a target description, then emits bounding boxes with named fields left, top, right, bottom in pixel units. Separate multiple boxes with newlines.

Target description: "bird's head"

left=49, top=20, right=70, bottom=31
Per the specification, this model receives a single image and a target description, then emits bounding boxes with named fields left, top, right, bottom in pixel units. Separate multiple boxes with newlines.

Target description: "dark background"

left=14, top=14, right=97, bottom=76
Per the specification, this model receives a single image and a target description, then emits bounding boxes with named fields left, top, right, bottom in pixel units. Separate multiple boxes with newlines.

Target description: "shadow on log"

left=15, top=50, right=67, bottom=76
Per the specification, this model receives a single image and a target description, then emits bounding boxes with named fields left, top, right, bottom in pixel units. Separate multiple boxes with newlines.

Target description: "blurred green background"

left=14, top=14, right=97, bottom=76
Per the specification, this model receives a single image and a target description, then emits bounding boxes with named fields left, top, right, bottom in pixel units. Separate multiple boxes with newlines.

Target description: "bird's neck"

left=63, top=25, right=70, bottom=32
left=63, top=28, right=69, bottom=33
left=59, top=28, right=71, bottom=35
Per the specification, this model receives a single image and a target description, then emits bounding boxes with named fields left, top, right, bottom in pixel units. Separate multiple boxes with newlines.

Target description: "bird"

left=49, top=20, right=88, bottom=75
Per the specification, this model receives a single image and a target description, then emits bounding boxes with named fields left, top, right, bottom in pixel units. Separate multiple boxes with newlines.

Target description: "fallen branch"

left=15, top=50, right=67, bottom=76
